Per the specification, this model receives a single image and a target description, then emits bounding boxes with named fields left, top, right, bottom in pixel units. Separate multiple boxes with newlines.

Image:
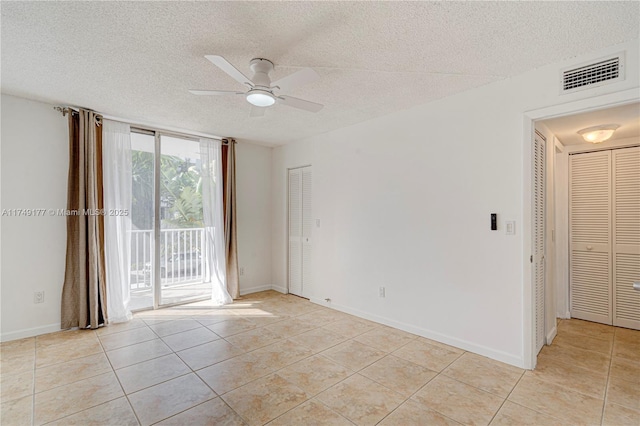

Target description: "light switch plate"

left=506, top=221, right=516, bottom=235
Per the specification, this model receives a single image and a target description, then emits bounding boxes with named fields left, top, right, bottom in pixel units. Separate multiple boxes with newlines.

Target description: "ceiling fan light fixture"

left=246, top=90, right=275, bottom=107
left=577, top=124, right=620, bottom=144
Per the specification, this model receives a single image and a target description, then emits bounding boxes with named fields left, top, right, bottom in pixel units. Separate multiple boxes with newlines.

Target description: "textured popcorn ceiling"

left=1, top=2, right=638, bottom=146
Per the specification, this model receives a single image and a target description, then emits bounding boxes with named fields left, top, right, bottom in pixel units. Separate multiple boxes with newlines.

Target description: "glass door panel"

left=129, top=132, right=155, bottom=311
left=159, top=135, right=212, bottom=305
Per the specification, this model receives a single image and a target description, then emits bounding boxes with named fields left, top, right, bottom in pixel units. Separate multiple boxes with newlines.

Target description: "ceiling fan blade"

left=189, top=90, right=244, bottom=96
left=278, top=95, right=324, bottom=113
left=249, top=106, right=266, bottom=118
left=204, top=55, right=253, bottom=87
left=271, top=68, right=320, bottom=92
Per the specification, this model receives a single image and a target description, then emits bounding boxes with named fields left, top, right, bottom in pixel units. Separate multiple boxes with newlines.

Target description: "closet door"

left=534, top=132, right=546, bottom=353
left=301, top=167, right=313, bottom=298
left=288, top=169, right=303, bottom=296
left=570, top=150, right=612, bottom=324
left=612, top=146, right=640, bottom=330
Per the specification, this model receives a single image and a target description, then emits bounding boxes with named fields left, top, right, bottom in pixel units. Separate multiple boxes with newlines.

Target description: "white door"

left=534, top=132, right=546, bottom=354
left=612, top=146, right=640, bottom=330
left=569, top=150, right=612, bottom=325
left=288, top=166, right=312, bottom=297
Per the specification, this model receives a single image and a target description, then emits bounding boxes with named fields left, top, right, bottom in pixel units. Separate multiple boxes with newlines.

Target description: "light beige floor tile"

left=160, top=326, right=220, bottom=351
left=360, top=355, right=437, bottom=397
left=615, top=327, right=640, bottom=345
left=508, top=375, right=603, bottom=425
left=610, top=356, right=640, bottom=383
left=417, top=337, right=465, bottom=354
left=128, top=373, right=216, bottom=426
left=607, top=376, right=640, bottom=410
left=46, top=397, right=138, bottom=426
left=34, top=371, right=123, bottom=425
left=393, top=339, right=462, bottom=372
left=98, top=326, right=157, bottom=351
left=268, top=399, right=352, bottom=426
left=36, top=329, right=99, bottom=349
left=194, top=310, right=238, bottom=326
left=354, top=326, right=416, bottom=352
left=321, top=340, right=386, bottom=371
left=379, top=399, right=461, bottom=426
left=277, top=355, right=353, bottom=396
left=196, top=352, right=274, bottom=395
left=537, top=342, right=610, bottom=375
left=148, top=319, right=203, bottom=337
left=295, top=308, right=350, bottom=326
left=207, top=318, right=257, bottom=337
left=557, top=319, right=615, bottom=339
left=0, top=369, right=33, bottom=402
left=251, top=339, right=315, bottom=370
left=553, top=332, right=614, bottom=355
left=1, top=338, right=36, bottom=375
left=35, top=338, right=103, bottom=368
left=288, top=327, right=349, bottom=353
left=222, top=373, right=309, bottom=426
left=489, top=401, right=562, bottom=425
left=264, top=319, right=319, bottom=337
left=96, top=318, right=147, bottom=336
left=177, top=339, right=244, bottom=370
left=443, top=352, right=524, bottom=398
left=613, top=339, right=640, bottom=362
left=116, top=353, right=191, bottom=394
left=157, top=397, right=246, bottom=425
left=322, top=319, right=379, bottom=338
left=106, top=338, right=172, bottom=369
left=244, top=314, right=289, bottom=328
left=602, top=402, right=640, bottom=426
left=0, top=394, right=32, bottom=426
left=526, top=354, right=608, bottom=399
left=413, top=375, right=504, bottom=426
left=225, top=327, right=284, bottom=352
left=317, top=374, right=405, bottom=425
left=36, top=352, right=111, bottom=393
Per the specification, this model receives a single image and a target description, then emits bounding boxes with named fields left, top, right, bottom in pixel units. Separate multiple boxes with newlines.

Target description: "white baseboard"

left=271, top=285, right=287, bottom=294
left=239, top=284, right=273, bottom=296
left=310, top=297, right=524, bottom=369
left=546, top=326, right=557, bottom=345
left=1, top=323, right=61, bottom=342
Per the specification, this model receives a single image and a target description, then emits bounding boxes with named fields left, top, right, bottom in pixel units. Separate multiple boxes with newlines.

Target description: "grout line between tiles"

left=600, top=326, right=616, bottom=426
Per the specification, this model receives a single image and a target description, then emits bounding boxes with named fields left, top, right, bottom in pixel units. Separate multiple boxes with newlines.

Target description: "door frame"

left=286, top=164, right=312, bottom=296
left=522, top=88, right=639, bottom=369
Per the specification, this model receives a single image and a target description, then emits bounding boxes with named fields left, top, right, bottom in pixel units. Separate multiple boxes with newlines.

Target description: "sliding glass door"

left=128, top=130, right=212, bottom=311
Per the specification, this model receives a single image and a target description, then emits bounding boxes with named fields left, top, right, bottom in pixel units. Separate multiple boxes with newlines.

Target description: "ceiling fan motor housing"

left=249, top=58, right=274, bottom=89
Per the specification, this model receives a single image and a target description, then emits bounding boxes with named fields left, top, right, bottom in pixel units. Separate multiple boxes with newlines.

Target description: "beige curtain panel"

left=61, top=109, right=108, bottom=329
left=222, top=140, right=239, bottom=299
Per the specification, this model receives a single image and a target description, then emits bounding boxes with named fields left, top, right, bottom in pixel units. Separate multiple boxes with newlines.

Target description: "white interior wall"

left=0, top=94, right=274, bottom=341
left=271, top=40, right=639, bottom=368
left=1, top=95, right=69, bottom=341
left=235, top=142, right=273, bottom=295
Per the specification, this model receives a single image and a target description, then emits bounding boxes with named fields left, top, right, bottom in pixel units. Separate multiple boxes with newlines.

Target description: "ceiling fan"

left=190, top=55, right=323, bottom=116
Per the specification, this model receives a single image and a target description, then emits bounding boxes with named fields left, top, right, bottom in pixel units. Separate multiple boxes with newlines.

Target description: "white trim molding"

left=0, top=323, right=61, bottom=343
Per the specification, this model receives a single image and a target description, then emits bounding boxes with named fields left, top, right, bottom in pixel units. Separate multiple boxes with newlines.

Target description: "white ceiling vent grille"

left=561, top=53, right=625, bottom=94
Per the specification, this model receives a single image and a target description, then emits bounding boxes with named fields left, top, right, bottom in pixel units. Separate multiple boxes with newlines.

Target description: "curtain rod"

left=53, top=105, right=235, bottom=144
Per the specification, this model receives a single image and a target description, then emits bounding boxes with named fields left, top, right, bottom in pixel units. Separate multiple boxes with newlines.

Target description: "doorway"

left=530, top=100, right=640, bottom=365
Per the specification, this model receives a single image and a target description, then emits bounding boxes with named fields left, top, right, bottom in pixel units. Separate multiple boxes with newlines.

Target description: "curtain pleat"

left=222, top=141, right=239, bottom=299
left=61, top=110, right=107, bottom=329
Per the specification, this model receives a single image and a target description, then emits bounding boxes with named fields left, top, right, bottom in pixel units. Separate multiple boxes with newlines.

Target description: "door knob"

left=633, top=282, right=640, bottom=291
left=586, top=245, right=593, bottom=250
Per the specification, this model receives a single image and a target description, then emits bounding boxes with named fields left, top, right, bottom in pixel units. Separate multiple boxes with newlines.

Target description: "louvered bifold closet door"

left=613, top=146, right=640, bottom=330
left=570, top=150, right=612, bottom=324
left=301, top=167, right=313, bottom=298
left=534, top=132, right=546, bottom=353
left=288, top=169, right=303, bottom=296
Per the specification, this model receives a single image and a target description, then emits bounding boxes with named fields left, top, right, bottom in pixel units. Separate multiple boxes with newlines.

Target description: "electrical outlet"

left=239, top=267, right=244, bottom=276
left=34, top=291, right=45, bottom=304
left=379, top=287, right=385, bottom=298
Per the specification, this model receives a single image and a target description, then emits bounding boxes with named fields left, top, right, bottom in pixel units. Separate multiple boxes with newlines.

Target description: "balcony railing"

left=130, top=228, right=206, bottom=291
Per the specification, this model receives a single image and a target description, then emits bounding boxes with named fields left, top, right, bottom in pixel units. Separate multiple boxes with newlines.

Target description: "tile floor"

left=1, top=291, right=638, bottom=425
